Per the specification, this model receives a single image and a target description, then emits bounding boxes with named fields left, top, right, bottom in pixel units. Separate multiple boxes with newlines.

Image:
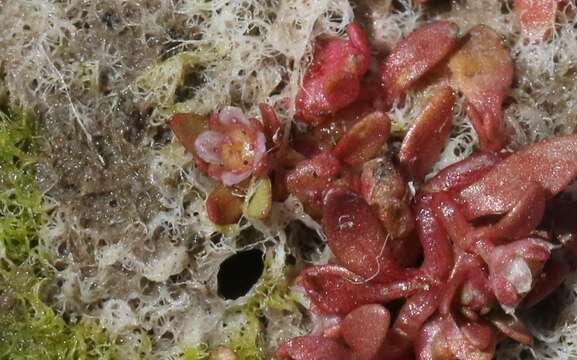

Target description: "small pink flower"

left=194, top=106, right=267, bottom=186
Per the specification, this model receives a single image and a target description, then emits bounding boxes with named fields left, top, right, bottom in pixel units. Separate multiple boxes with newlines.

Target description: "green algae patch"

left=0, top=109, right=43, bottom=264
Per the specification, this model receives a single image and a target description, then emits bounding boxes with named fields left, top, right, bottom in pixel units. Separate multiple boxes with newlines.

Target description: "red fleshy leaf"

left=436, top=181, right=547, bottom=257
left=332, top=111, right=391, bottom=167
left=381, top=21, right=460, bottom=105
left=422, top=152, right=502, bottom=193
left=341, top=304, right=390, bottom=360
left=293, top=101, right=375, bottom=157
left=415, top=193, right=454, bottom=281
left=168, top=113, right=209, bottom=154
left=432, top=192, right=475, bottom=251
left=523, top=250, right=572, bottom=307
left=286, top=152, right=342, bottom=217
left=206, top=186, right=243, bottom=225
left=259, top=103, right=283, bottom=146
left=514, top=0, right=558, bottom=41
left=438, top=254, right=487, bottom=315
left=387, top=288, right=443, bottom=358
left=339, top=168, right=363, bottom=195
left=487, top=237, right=552, bottom=308
left=456, top=320, right=496, bottom=355
left=489, top=312, right=533, bottom=345
left=269, top=147, right=306, bottom=202
left=434, top=190, right=555, bottom=308
left=323, top=187, right=404, bottom=281
left=472, top=182, right=546, bottom=245
left=295, top=22, right=371, bottom=124
left=428, top=195, right=503, bottom=312
left=322, top=324, right=343, bottom=339
left=457, top=134, right=577, bottom=219
left=448, top=25, right=514, bottom=151
left=399, top=85, right=456, bottom=180
left=168, top=113, right=210, bottom=171
left=360, top=158, right=415, bottom=239
left=274, top=336, right=354, bottom=360
left=298, top=265, right=424, bottom=315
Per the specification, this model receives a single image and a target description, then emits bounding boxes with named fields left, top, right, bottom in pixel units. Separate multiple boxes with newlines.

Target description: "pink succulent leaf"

left=274, top=336, right=354, bottom=360
left=487, top=238, right=553, bottom=309
left=415, top=193, right=455, bottom=281
left=298, top=265, right=425, bottom=315
left=471, top=182, right=546, bottom=245
left=457, top=134, right=577, bottom=219
left=448, top=25, right=514, bottom=151
left=323, top=187, right=405, bottom=281
left=295, top=22, right=371, bottom=124
left=381, top=21, right=460, bottom=105
left=422, top=152, right=502, bottom=194
left=341, top=304, right=390, bottom=360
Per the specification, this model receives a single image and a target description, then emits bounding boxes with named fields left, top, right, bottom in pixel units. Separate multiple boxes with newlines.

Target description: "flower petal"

left=194, top=130, right=225, bottom=164
left=219, top=106, right=250, bottom=126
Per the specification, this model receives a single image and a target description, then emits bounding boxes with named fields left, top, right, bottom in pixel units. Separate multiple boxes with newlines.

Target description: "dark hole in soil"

left=217, top=249, right=264, bottom=300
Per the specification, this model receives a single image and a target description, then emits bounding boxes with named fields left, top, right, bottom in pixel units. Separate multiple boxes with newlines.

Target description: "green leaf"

left=243, top=177, right=272, bottom=220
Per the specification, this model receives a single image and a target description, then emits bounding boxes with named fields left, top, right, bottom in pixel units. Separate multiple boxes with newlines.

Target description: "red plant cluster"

left=277, top=133, right=577, bottom=360
left=272, top=18, right=577, bottom=360
left=168, top=7, right=577, bottom=359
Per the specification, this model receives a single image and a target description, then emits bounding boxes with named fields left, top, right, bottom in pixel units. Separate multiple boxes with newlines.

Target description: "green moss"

left=225, top=313, right=262, bottom=360
left=0, top=267, right=118, bottom=360
left=224, top=256, right=298, bottom=359
left=0, top=109, right=43, bottom=264
left=391, top=120, right=407, bottom=137
left=182, top=344, right=209, bottom=360
left=135, top=50, right=218, bottom=107
left=244, top=258, right=297, bottom=316
left=0, top=109, right=120, bottom=360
